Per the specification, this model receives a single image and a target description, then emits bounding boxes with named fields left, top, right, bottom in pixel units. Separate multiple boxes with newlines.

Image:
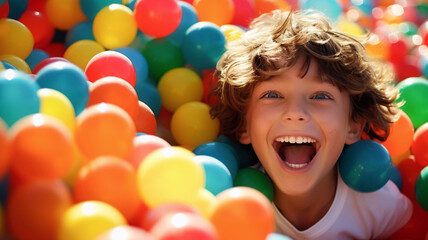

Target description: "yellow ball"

left=193, top=188, right=217, bottom=219
left=38, top=88, right=76, bottom=132
left=158, top=68, right=203, bottom=112
left=45, top=0, right=87, bottom=30
left=0, top=55, right=31, bottom=73
left=0, top=18, right=34, bottom=59
left=220, top=24, right=245, bottom=42
left=59, top=201, right=126, bottom=240
left=171, top=101, right=220, bottom=148
left=64, top=40, right=105, bottom=70
left=93, top=4, right=137, bottom=49
left=137, top=146, right=205, bottom=208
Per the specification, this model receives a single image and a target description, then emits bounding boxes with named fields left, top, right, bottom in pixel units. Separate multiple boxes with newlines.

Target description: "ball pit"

left=1, top=0, right=428, bottom=239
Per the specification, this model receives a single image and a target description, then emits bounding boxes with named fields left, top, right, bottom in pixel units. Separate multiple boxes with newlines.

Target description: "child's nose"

left=281, top=99, right=309, bottom=122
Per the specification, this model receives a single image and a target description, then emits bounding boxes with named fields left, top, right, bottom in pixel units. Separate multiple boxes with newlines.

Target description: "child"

left=210, top=10, right=412, bottom=239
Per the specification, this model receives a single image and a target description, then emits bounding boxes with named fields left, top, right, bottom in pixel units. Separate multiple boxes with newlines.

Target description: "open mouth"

left=273, top=136, right=317, bottom=169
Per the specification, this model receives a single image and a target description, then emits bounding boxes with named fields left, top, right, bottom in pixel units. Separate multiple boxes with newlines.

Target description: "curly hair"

left=210, top=10, right=399, bottom=143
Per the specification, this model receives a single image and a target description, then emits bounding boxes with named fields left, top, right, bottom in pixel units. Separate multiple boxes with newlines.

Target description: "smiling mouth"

left=273, top=136, right=317, bottom=169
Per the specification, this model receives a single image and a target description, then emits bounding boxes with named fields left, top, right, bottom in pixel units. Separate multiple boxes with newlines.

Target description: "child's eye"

left=311, top=92, right=333, bottom=100
left=261, top=91, right=282, bottom=99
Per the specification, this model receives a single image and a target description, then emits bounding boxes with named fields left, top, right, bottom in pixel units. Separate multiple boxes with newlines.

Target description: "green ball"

left=141, top=38, right=184, bottom=82
left=415, top=166, right=428, bottom=211
left=233, top=168, right=274, bottom=201
left=396, top=77, right=428, bottom=129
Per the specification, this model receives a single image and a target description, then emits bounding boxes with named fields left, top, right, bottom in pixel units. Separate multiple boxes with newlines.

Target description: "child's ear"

left=345, top=118, right=366, bottom=145
left=239, top=129, right=251, bottom=144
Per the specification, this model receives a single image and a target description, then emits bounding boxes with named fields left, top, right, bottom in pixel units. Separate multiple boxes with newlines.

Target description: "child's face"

left=239, top=57, right=362, bottom=196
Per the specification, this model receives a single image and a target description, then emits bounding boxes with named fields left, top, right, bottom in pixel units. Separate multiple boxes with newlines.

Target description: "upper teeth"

left=275, top=136, right=316, bottom=144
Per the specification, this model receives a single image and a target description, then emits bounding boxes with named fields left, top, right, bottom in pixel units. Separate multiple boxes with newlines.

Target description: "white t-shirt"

left=273, top=175, right=413, bottom=240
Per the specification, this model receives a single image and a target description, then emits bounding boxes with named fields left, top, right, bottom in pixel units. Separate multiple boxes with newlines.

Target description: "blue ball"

left=0, top=69, right=40, bottom=127
left=193, top=142, right=239, bottom=179
left=7, top=0, right=28, bottom=19
left=193, top=155, right=233, bottom=195
left=35, top=61, right=89, bottom=116
left=79, top=0, right=122, bottom=21
left=65, top=20, right=95, bottom=47
left=0, top=61, right=17, bottom=70
left=338, top=140, right=392, bottom=193
left=299, top=0, right=343, bottom=21
left=182, top=22, right=226, bottom=70
left=134, top=82, right=161, bottom=118
left=166, top=1, right=199, bottom=45
left=215, top=135, right=258, bottom=168
left=114, top=47, right=149, bottom=88
left=390, top=164, right=403, bottom=190
left=25, top=49, right=50, bottom=71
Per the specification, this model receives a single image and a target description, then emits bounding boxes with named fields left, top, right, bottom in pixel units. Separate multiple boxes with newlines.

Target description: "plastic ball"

left=396, top=77, right=428, bottom=129
left=266, top=233, right=293, bottom=240
left=170, top=101, right=220, bottom=148
left=231, top=0, right=257, bottom=28
left=215, top=134, right=258, bottom=168
left=338, top=140, right=392, bottom=193
left=0, top=119, right=9, bottom=179
left=135, top=82, right=161, bottom=117
left=166, top=1, right=199, bottom=44
left=134, top=0, right=182, bottom=38
left=389, top=164, right=403, bottom=190
left=95, top=225, right=156, bottom=240
left=412, top=122, right=428, bottom=167
left=38, top=88, right=76, bottom=132
left=0, top=55, right=31, bottom=73
left=93, top=4, right=137, bottom=49
left=25, top=49, right=50, bottom=71
left=74, top=156, right=141, bottom=222
left=136, top=146, right=205, bottom=208
left=45, top=0, right=87, bottom=30
left=125, top=134, right=170, bottom=169
left=85, top=50, right=136, bottom=87
left=87, top=76, right=139, bottom=122
left=193, top=141, right=239, bottom=179
left=0, top=18, right=33, bottom=59
left=58, top=201, right=127, bottom=240
left=6, top=180, right=73, bottom=240
left=140, top=203, right=199, bottom=230
left=18, top=9, right=55, bottom=49
left=0, top=61, right=16, bottom=70
left=65, top=20, right=95, bottom=47
left=135, top=101, right=157, bottom=135
left=299, top=0, right=343, bottom=21
left=63, top=40, right=105, bottom=70
left=32, top=57, right=71, bottom=74
left=141, top=38, right=185, bottom=81
left=74, top=103, right=136, bottom=159
left=44, top=42, right=66, bottom=57
left=113, top=47, right=148, bottom=89
left=8, top=114, right=73, bottom=180
left=210, top=187, right=275, bottom=240
left=79, top=0, right=122, bottom=21
left=193, top=188, right=217, bottom=218
left=193, top=155, right=233, bottom=195
left=220, top=24, right=245, bottom=42
left=397, top=156, right=425, bottom=201
left=182, top=22, right=226, bottom=70
left=158, top=67, right=203, bottom=112
left=0, top=69, right=40, bottom=127
left=151, top=212, right=217, bottom=240
left=233, top=168, right=274, bottom=201
left=35, top=61, right=89, bottom=116
left=0, top=0, right=9, bottom=18
left=415, top=166, right=428, bottom=211
left=193, top=0, right=234, bottom=26
left=6, top=0, right=27, bottom=19
left=380, top=110, right=414, bottom=157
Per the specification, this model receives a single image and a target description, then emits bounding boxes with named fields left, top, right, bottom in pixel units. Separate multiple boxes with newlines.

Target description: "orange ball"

left=6, top=180, right=73, bottom=240
left=210, top=187, right=275, bottom=240
left=412, top=123, right=428, bottom=167
left=135, top=101, right=157, bottom=135
left=73, top=156, right=141, bottom=222
left=87, top=76, right=139, bottom=123
left=0, top=118, right=9, bottom=178
left=381, top=110, right=414, bottom=157
left=8, top=114, right=73, bottom=181
left=74, top=103, right=136, bottom=160
left=193, top=0, right=235, bottom=26
left=126, top=134, right=170, bottom=169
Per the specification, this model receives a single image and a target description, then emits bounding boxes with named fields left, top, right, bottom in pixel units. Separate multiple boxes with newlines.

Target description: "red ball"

left=33, top=57, right=71, bottom=74
left=19, top=9, right=55, bottom=49
left=412, top=123, right=428, bottom=167
left=85, top=51, right=136, bottom=87
left=134, top=0, right=182, bottom=38
left=141, top=203, right=199, bottom=231
left=397, top=156, right=425, bottom=201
